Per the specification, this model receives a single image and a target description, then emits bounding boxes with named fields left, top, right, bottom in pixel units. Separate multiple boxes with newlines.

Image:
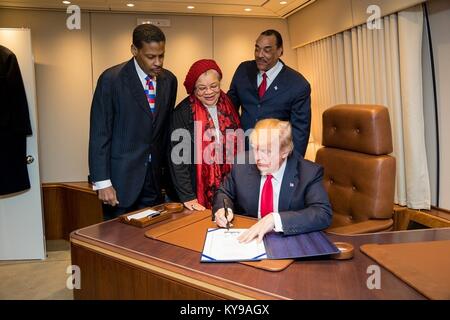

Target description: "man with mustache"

left=228, top=29, right=311, bottom=157
left=89, top=24, right=177, bottom=219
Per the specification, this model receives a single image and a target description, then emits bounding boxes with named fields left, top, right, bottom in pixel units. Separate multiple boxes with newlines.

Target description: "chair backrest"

left=315, top=104, right=396, bottom=227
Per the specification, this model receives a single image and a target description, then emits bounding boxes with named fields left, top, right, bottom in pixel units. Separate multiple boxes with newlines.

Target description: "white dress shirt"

left=134, top=58, right=157, bottom=91
left=92, top=58, right=156, bottom=191
left=256, top=60, right=283, bottom=89
left=257, top=159, right=287, bottom=232
left=203, top=104, right=220, bottom=139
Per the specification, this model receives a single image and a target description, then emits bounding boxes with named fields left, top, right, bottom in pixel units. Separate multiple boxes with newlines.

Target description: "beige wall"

left=90, top=13, right=214, bottom=103
left=0, top=8, right=296, bottom=183
left=287, top=0, right=426, bottom=48
left=213, top=16, right=297, bottom=91
left=0, top=9, right=92, bottom=183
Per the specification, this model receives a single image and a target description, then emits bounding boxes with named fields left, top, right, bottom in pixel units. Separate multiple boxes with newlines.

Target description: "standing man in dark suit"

left=213, top=119, right=331, bottom=243
left=89, top=24, right=178, bottom=219
left=228, top=29, right=311, bottom=157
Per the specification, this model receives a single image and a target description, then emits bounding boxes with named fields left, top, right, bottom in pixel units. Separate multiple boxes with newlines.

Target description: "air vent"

left=137, top=18, right=171, bottom=27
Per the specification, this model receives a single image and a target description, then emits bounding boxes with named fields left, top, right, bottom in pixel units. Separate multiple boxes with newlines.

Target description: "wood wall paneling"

left=42, top=185, right=66, bottom=240
left=42, top=182, right=103, bottom=240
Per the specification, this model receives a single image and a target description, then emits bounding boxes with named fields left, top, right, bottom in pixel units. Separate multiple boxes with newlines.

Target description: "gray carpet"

left=0, top=240, right=74, bottom=300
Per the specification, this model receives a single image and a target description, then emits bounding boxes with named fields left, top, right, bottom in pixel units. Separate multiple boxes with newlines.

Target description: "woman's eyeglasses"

left=195, top=82, right=221, bottom=96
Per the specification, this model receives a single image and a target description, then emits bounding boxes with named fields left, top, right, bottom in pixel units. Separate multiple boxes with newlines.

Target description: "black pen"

left=147, top=209, right=165, bottom=219
left=223, top=199, right=230, bottom=230
left=146, top=211, right=160, bottom=219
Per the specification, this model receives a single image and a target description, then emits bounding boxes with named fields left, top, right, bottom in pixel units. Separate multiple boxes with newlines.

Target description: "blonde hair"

left=249, top=119, right=294, bottom=155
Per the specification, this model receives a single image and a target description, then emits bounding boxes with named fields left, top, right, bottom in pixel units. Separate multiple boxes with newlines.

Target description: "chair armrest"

left=326, top=219, right=393, bottom=235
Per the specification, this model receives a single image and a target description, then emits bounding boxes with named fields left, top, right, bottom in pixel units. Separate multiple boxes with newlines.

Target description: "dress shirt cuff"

left=272, top=212, right=284, bottom=232
left=92, top=179, right=112, bottom=191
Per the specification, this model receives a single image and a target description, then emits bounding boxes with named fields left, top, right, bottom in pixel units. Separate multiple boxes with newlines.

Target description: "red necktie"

left=260, top=174, right=273, bottom=218
left=258, top=72, right=267, bottom=98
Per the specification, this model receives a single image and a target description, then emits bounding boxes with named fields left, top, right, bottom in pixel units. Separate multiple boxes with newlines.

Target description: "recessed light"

left=244, top=8, right=252, bottom=12
left=187, top=6, right=195, bottom=10
left=62, top=1, right=71, bottom=4
left=280, top=1, right=288, bottom=4
left=127, top=3, right=135, bottom=7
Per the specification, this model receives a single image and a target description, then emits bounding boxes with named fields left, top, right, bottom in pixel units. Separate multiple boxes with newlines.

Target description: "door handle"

left=26, top=155, right=34, bottom=164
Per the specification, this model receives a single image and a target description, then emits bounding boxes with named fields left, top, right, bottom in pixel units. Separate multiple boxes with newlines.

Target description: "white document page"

left=201, top=228, right=267, bottom=262
left=126, top=209, right=159, bottom=221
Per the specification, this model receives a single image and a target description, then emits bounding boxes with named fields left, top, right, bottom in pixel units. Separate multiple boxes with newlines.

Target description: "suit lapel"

left=278, top=155, right=300, bottom=212
left=246, top=61, right=259, bottom=93
left=246, top=160, right=262, bottom=218
left=153, top=72, right=167, bottom=123
left=260, top=64, right=290, bottom=103
left=124, top=59, right=153, bottom=120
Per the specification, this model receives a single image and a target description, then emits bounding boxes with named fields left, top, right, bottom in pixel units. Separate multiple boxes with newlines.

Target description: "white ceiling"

left=0, top=0, right=316, bottom=18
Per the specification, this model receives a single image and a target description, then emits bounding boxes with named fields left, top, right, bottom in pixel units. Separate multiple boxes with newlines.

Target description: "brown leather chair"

left=315, top=104, right=396, bottom=234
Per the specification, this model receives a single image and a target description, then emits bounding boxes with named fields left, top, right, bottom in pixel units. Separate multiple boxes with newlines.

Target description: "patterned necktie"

left=144, top=75, right=156, bottom=113
left=258, top=72, right=267, bottom=98
left=260, top=174, right=273, bottom=218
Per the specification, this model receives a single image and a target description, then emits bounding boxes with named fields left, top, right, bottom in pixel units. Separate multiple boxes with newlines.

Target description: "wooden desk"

left=70, top=210, right=450, bottom=300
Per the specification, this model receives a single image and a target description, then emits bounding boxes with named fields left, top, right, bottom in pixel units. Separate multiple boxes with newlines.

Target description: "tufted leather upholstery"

left=315, top=104, right=396, bottom=234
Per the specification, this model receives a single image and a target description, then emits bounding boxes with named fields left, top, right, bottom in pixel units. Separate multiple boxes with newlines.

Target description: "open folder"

left=201, top=228, right=339, bottom=262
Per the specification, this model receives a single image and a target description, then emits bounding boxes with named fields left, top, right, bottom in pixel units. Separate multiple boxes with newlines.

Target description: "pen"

left=223, top=199, right=230, bottom=230
left=147, top=209, right=165, bottom=219
left=146, top=212, right=159, bottom=218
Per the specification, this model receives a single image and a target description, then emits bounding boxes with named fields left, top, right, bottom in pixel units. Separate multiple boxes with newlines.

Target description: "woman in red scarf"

left=169, top=59, right=241, bottom=210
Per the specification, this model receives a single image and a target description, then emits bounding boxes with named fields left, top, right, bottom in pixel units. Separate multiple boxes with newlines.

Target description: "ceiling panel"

left=108, top=1, right=275, bottom=17
left=263, top=0, right=315, bottom=18
left=0, top=0, right=315, bottom=18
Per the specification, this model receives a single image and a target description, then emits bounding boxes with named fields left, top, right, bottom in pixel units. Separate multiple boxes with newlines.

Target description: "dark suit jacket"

left=168, top=96, right=197, bottom=202
left=89, top=58, right=177, bottom=208
left=213, top=152, right=332, bottom=235
left=0, top=45, right=32, bottom=195
left=228, top=60, right=311, bottom=156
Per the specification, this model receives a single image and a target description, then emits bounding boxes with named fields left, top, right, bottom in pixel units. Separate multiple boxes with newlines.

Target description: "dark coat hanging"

left=0, top=45, right=32, bottom=195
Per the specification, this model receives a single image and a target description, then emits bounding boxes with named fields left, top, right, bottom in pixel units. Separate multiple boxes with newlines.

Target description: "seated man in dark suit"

left=213, top=119, right=332, bottom=243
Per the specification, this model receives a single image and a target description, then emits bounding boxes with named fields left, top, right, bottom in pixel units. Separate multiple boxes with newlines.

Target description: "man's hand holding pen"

left=214, top=208, right=234, bottom=228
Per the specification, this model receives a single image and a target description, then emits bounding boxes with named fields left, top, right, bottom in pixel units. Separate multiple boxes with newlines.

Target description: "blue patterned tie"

left=144, top=75, right=156, bottom=113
